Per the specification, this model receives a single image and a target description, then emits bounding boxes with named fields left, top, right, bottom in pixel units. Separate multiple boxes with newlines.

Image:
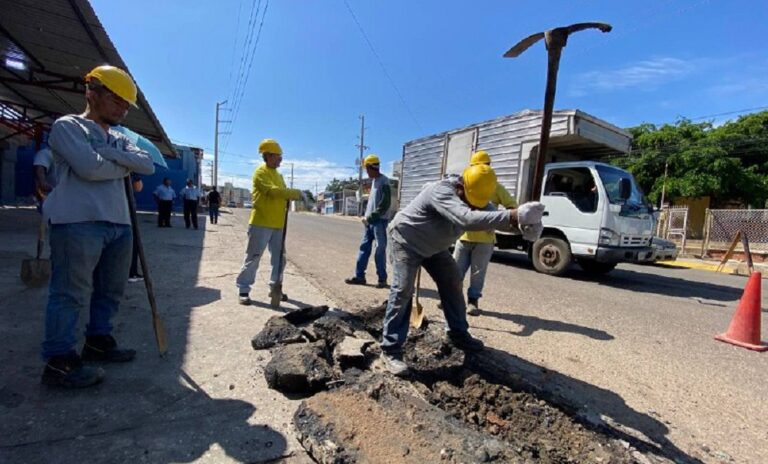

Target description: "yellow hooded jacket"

left=459, top=183, right=517, bottom=243
left=249, top=163, right=301, bottom=229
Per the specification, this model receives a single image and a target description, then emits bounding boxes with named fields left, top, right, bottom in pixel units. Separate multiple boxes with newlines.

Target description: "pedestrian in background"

left=179, top=178, right=202, bottom=229
left=345, top=154, right=393, bottom=288
left=207, top=186, right=221, bottom=224
left=153, top=177, right=175, bottom=227
left=235, top=139, right=304, bottom=305
left=41, top=65, right=154, bottom=388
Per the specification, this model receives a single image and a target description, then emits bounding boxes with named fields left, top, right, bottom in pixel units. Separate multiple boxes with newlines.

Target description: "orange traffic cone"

left=715, top=272, right=768, bottom=351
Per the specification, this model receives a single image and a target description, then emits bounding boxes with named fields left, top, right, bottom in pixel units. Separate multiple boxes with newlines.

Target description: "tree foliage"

left=325, top=177, right=359, bottom=193
left=614, top=111, right=768, bottom=207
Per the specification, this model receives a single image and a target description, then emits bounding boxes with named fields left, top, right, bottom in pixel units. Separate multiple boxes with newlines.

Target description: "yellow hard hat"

left=85, top=65, right=138, bottom=107
left=462, top=164, right=497, bottom=208
left=363, top=154, right=380, bottom=167
left=258, top=139, right=283, bottom=155
left=470, top=150, right=491, bottom=166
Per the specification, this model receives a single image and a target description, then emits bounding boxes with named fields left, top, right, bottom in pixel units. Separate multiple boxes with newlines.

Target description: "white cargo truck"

left=398, top=109, right=655, bottom=276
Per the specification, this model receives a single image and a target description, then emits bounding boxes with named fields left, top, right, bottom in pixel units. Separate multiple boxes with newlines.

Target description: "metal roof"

left=0, top=0, right=175, bottom=155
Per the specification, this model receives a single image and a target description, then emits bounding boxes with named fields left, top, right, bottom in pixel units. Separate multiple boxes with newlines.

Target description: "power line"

left=342, top=0, right=423, bottom=131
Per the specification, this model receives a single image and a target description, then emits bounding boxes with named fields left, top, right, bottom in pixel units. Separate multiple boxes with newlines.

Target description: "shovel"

left=21, top=220, right=51, bottom=288
left=409, top=268, right=426, bottom=329
left=270, top=201, right=290, bottom=308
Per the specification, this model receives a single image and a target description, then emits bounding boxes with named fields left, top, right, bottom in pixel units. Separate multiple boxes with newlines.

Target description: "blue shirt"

left=180, top=185, right=202, bottom=201
left=154, top=184, right=176, bottom=201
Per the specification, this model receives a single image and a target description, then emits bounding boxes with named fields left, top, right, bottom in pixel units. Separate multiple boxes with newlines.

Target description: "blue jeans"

left=209, top=205, right=220, bottom=223
left=381, top=240, right=469, bottom=355
left=354, top=219, right=388, bottom=282
left=453, top=240, right=495, bottom=300
left=42, top=222, right=132, bottom=360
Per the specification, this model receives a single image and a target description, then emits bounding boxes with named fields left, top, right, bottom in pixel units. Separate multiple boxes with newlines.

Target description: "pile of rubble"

left=251, top=304, right=676, bottom=463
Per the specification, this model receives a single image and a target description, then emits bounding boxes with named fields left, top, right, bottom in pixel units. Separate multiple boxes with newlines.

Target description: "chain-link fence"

left=656, top=206, right=689, bottom=243
left=703, top=209, right=768, bottom=254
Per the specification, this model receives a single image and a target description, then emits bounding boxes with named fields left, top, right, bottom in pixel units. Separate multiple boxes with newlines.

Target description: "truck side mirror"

left=619, top=178, right=632, bottom=200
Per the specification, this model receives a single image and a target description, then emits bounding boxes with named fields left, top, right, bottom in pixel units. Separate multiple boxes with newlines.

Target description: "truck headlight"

left=599, top=228, right=620, bottom=246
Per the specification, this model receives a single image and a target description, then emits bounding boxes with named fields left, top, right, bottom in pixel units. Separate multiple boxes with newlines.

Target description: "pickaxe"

left=504, top=22, right=612, bottom=200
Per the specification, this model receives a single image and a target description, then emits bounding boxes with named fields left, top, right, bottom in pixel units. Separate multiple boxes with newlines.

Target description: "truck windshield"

left=595, top=165, right=648, bottom=207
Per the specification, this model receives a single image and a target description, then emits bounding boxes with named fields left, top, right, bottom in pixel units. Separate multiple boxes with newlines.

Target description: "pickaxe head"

left=503, top=22, right=612, bottom=57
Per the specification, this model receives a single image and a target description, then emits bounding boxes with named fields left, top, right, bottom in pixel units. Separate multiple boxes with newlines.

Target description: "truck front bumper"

left=595, top=246, right=654, bottom=263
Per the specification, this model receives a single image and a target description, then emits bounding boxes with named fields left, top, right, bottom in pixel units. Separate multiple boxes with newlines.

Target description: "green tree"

left=325, top=177, right=359, bottom=193
left=302, top=190, right=315, bottom=202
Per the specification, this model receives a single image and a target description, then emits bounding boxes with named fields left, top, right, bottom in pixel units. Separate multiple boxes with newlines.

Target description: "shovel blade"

left=269, top=283, right=283, bottom=308
left=21, top=259, right=51, bottom=288
left=409, top=301, right=425, bottom=329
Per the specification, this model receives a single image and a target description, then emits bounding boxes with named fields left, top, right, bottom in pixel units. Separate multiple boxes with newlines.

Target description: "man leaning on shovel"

left=380, top=164, right=545, bottom=376
left=41, top=65, right=154, bottom=388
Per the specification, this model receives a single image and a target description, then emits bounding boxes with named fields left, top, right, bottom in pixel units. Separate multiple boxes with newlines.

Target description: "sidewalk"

left=0, top=206, right=328, bottom=463
left=657, top=257, right=768, bottom=278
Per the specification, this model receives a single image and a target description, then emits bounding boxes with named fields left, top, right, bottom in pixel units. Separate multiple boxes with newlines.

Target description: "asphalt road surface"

left=273, top=211, right=767, bottom=463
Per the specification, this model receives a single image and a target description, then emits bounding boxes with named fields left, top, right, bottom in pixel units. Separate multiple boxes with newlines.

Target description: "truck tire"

left=577, top=259, right=617, bottom=275
left=532, top=237, right=572, bottom=276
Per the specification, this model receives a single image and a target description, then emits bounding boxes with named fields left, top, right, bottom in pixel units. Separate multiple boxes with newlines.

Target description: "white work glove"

left=516, top=202, right=546, bottom=242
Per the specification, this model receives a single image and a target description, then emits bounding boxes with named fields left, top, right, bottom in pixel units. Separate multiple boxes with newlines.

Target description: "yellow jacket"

left=249, top=163, right=301, bottom=229
left=459, top=183, right=517, bottom=243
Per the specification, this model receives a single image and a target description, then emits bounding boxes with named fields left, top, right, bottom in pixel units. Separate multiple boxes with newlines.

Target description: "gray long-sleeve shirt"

left=45, top=115, right=155, bottom=225
left=389, top=177, right=511, bottom=257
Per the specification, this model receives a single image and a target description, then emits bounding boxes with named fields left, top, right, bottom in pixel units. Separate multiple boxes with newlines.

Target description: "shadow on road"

left=476, top=310, right=614, bottom=340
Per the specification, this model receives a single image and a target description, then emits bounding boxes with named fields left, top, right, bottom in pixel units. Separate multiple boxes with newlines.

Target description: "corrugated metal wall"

left=399, top=110, right=572, bottom=208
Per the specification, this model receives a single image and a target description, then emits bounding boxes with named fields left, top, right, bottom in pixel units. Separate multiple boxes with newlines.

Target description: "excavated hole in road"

left=252, top=303, right=674, bottom=463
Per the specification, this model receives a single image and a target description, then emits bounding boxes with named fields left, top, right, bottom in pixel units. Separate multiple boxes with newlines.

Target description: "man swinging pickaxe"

left=504, top=23, right=612, bottom=200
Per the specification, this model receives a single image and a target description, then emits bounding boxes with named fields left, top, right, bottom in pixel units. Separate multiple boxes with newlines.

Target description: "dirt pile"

left=252, top=304, right=675, bottom=463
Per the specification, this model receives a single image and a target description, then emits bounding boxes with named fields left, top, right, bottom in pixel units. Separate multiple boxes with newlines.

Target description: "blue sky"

left=92, top=0, right=768, bottom=191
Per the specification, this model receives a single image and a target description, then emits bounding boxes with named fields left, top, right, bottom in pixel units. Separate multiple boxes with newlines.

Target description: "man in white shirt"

left=179, top=179, right=202, bottom=229
left=153, top=178, right=176, bottom=227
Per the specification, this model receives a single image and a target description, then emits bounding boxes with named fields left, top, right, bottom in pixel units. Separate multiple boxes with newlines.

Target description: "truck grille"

left=621, top=235, right=649, bottom=247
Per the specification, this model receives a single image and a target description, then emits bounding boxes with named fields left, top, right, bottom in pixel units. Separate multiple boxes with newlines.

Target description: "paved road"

left=280, top=211, right=768, bottom=464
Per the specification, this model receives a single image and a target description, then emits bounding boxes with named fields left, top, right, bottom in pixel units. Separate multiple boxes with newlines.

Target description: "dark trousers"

left=183, top=200, right=199, bottom=229
left=209, top=204, right=220, bottom=224
left=158, top=200, right=173, bottom=227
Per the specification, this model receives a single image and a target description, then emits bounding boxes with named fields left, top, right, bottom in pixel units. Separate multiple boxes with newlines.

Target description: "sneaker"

left=381, top=352, right=409, bottom=377
left=128, top=275, right=144, bottom=283
left=467, top=298, right=480, bottom=316
left=445, top=331, right=484, bottom=352
left=376, top=281, right=389, bottom=289
left=82, top=335, right=136, bottom=363
left=42, top=352, right=104, bottom=388
left=344, top=276, right=367, bottom=286
left=239, top=293, right=252, bottom=305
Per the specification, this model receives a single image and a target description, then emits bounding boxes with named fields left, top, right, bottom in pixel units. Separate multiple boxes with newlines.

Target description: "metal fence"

left=703, top=209, right=768, bottom=254
left=656, top=206, right=689, bottom=248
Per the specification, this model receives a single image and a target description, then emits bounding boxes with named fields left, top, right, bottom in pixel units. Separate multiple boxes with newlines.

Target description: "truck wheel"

left=532, top=237, right=572, bottom=276
left=578, top=260, right=617, bottom=275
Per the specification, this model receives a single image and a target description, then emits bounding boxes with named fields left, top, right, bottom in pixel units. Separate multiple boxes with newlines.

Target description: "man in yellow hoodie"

left=453, top=150, right=517, bottom=316
left=236, top=139, right=303, bottom=305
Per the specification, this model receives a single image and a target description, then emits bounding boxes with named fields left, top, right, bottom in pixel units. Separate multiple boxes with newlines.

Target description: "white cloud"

left=280, top=158, right=358, bottom=192
left=569, top=57, right=696, bottom=96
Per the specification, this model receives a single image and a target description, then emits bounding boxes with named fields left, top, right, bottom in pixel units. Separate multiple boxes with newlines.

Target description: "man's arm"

left=496, top=183, right=517, bottom=209
left=254, top=169, right=301, bottom=200
left=430, top=183, right=511, bottom=231
left=48, top=118, right=129, bottom=181
left=94, top=136, right=155, bottom=175
left=368, top=182, right=392, bottom=221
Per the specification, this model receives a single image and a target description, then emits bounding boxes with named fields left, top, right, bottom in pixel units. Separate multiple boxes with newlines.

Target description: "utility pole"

left=289, top=162, right=294, bottom=189
left=657, top=160, right=669, bottom=236
left=355, top=114, right=369, bottom=216
left=214, top=100, right=230, bottom=189
left=207, top=161, right=214, bottom=187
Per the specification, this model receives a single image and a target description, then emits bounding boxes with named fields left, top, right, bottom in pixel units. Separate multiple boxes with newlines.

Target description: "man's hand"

left=38, top=182, right=53, bottom=194
left=362, top=217, right=369, bottom=226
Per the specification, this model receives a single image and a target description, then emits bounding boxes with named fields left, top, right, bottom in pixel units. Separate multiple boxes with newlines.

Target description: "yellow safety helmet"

left=470, top=150, right=491, bottom=166
left=258, top=138, right=283, bottom=155
left=85, top=65, right=138, bottom=107
left=462, top=164, right=497, bottom=208
left=363, top=154, right=380, bottom=167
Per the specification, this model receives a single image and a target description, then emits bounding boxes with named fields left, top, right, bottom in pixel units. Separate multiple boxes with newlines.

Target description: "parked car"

left=643, top=237, right=679, bottom=263
left=243, top=201, right=253, bottom=208
left=227, top=201, right=236, bottom=208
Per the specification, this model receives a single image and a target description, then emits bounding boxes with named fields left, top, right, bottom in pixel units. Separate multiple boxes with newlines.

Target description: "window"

left=544, top=167, right=598, bottom=213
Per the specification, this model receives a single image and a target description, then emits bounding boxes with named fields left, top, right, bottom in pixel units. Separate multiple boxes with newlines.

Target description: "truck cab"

left=500, top=161, right=655, bottom=275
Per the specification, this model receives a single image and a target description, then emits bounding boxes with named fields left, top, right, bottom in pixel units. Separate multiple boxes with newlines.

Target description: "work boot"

left=239, top=293, right=252, bottom=305
left=376, top=280, right=389, bottom=289
left=344, top=276, right=367, bottom=286
left=467, top=298, right=481, bottom=316
left=81, top=335, right=136, bottom=363
left=42, top=352, right=104, bottom=388
left=445, top=331, right=484, bottom=352
left=380, top=352, right=409, bottom=377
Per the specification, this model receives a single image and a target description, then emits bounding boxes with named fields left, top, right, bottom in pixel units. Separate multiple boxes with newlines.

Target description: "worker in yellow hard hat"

left=453, top=150, right=518, bottom=315
left=345, top=154, right=394, bottom=288
left=235, top=138, right=305, bottom=305
left=379, top=163, right=545, bottom=376
left=40, top=64, right=155, bottom=388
